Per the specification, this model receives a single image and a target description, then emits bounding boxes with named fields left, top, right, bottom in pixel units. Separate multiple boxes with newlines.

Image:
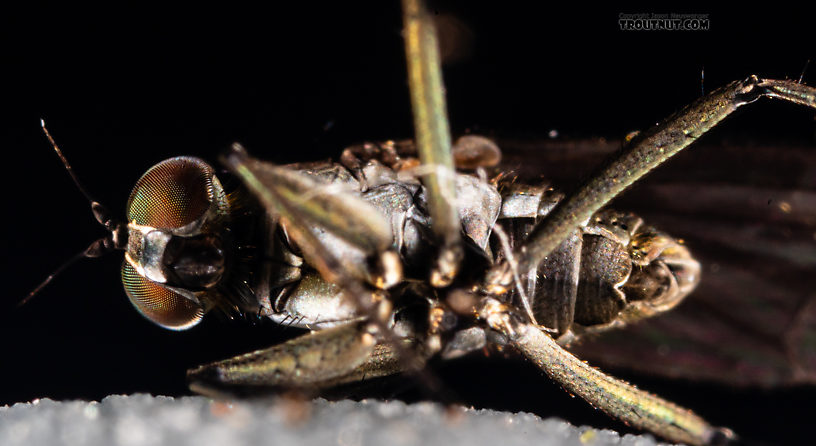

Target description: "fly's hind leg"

left=485, top=76, right=816, bottom=292
left=477, top=297, right=734, bottom=446
left=219, top=145, right=435, bottom=388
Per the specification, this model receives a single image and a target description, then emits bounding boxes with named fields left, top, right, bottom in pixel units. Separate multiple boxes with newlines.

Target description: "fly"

left=13, top=2, right=816, bottom=446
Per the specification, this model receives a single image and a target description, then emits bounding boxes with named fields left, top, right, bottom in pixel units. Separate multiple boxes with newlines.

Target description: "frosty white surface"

left=0, top=395, right=668, bottom=446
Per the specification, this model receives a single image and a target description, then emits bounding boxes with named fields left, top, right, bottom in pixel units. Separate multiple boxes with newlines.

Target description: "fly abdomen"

left=497, top=184, right=701, bottom=342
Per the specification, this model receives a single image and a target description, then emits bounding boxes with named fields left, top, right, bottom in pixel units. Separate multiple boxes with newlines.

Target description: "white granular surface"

left=0, top=394, right=669, bottom=446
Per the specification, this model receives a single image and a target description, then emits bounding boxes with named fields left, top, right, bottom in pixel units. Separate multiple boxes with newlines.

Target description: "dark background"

left=3, top=2, right=815, bottom=445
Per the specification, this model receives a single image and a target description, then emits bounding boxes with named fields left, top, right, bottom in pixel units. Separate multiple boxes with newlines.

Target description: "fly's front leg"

left=223, top=144, right=401, bottom=292
left=477, top=297, right=734, bottom=446
left=187, top=321, right=377, bottom=393
left=221, top=145, right=426, bottom=378
left=485, top=76, right=816, bottom=292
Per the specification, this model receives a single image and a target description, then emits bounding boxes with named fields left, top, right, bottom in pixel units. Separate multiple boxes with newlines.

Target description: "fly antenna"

left=20, top=121, right=128, bottom=307
left=41, top=119, right=96, bottom=205
left=40, top=119, right=127, bottom=239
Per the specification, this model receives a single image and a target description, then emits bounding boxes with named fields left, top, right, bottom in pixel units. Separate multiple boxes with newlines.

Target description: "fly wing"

left=499, top=139, right=816, bottom=387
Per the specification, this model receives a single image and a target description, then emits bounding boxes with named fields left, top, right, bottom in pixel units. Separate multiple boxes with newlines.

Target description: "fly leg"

left=402, top=0, right=462, bottom=287
left=314, top=339, right=428, bottom=390
left=220, top=145, right=431, bottom=384
left=340, top=136, right=502, bottom=182
left=340, top=140, right=420, bottom=183
left=403, top=0, right=503, bottom=286
left=188, top=299, right=440, bottom=395
left=477, top=296, right=734, bottom=446
left=187, top=320, right=378, bottom=394
left=223, top=144, right=402, bottom=291
left=485, top=76, right=816, bottom=292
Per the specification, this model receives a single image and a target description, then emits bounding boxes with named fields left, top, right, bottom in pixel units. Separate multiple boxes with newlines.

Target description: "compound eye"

left=126, top=157, right=215, bottom=229
left=122, top=261, right=205, bottom=330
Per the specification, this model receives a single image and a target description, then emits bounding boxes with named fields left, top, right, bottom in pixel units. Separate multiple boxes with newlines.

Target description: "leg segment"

left=402, top=0, right=462, bottom=287
left=187, top=321, right=377, bottom=391
left=222, top=144, right=401, bottom=291
left=478, top=297, right=733, bottom=446
left=340, top=140, right=419, bottom=178
left=221, top=145, right=427, bottom=380
left=339, top=136, right=501, bottom=183
left=315, top=340, right=425, bottom=389
left=485, top=76, right=816, bottom=292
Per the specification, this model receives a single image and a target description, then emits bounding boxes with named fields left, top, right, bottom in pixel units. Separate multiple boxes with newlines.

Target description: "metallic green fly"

left=25, top=2, right=816, bottom=445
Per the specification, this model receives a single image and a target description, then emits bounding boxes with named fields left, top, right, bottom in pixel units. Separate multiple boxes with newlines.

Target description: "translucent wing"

left=500, top=138, right=816, bottom=387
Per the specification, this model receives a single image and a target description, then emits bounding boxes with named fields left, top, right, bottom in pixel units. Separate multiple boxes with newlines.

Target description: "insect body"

left=28, top=1, right=816, bottom=445
left=114, top=136, right=713, bottom=445
left=121, top=139, right=698, bottom=349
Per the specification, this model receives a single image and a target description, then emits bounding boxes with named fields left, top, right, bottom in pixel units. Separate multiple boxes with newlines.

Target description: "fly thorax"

left=413, top=172, right=502, bottom=259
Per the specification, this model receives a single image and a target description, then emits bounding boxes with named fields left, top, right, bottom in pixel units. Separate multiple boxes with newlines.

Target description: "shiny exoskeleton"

left=113, top=75, right=816, bottom=446
left=121, top=139, right=698, bottom=355
left=34, top=1, right=816, bottom=444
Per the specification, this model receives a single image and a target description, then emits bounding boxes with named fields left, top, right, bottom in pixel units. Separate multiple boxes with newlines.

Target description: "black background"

left=3, top=2, right=815, bottom=445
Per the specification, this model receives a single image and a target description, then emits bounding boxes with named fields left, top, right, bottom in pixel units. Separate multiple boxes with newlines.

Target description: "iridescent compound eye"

left=122, top=261, right=205, bottom=330
left=122, top=157, right=228, bottom=330
left=126, top=157, right=216, bottom=229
